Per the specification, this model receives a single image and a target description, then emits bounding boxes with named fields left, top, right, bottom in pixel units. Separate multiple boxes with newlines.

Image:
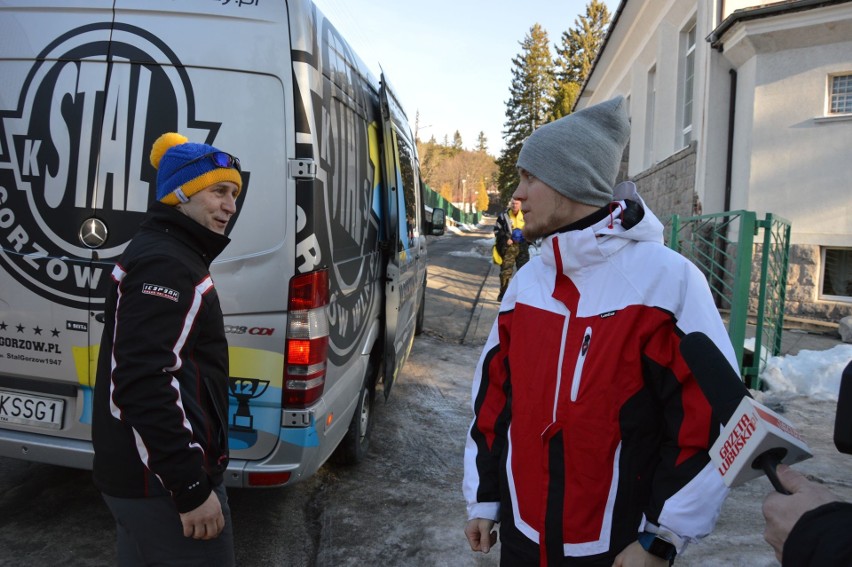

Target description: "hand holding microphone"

left=681, top=334, right=851, bottom=565
left=761, top=360, right=852, bottom=566
left=679, top=332, right=812, bottom=493
left=762, top=464, right=841, bottom=562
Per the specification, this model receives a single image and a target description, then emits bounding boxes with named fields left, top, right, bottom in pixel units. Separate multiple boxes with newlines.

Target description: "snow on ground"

left=759, top=344, right=852, bottom=401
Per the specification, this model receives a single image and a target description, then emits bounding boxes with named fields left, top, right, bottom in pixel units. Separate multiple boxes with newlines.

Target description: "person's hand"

left=762, top=465, right=839, bottom=562
left=612, top=540, right=670, bottom=567
left=179, top=491, right=225, bottom=540
left=464, top=518, right=497, bottom=554
left=507, top=238, right=514, bottom=245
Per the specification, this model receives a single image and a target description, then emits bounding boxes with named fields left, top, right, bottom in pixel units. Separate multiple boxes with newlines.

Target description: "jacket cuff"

left=467, top=502, right=500, bottom=522
left=641, top=520, right=688, bottom=554
left=173, top=474, right=212, bottom=513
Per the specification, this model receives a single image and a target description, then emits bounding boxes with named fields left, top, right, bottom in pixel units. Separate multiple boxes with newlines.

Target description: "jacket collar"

left=142, top=201, right=231, bottom=266
left=539, top=182, right=664, bottom=275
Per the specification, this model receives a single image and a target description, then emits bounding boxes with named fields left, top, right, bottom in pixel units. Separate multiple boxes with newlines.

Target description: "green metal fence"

left=668, top=211, right=792, bottom=389
left=422, top=183, right=481, bottom=226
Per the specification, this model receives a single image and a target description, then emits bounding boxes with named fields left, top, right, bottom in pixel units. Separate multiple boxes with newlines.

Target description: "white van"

left=0, top=0, right=445, bottom=487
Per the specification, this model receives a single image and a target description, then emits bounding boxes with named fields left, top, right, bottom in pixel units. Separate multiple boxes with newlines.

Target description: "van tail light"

left=283, top=270, right=329, bottom=408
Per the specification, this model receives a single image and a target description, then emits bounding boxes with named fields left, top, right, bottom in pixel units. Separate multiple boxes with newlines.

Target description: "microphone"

left=679, top=332, right=812, bottom=494
left=835, top=359, right=852, bottom=455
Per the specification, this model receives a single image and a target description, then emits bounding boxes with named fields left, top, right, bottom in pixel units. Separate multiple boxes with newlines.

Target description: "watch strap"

left=638, top=531, right=677, bottom=562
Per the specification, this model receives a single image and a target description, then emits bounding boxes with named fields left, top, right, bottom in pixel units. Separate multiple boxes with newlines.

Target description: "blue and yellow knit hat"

left=150, top=133, right=242, bottom=206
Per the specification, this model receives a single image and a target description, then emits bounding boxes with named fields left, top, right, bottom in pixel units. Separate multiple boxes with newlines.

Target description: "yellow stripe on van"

left=77, top=345, right=282, bottom=387
left=72, top=344, right=99, bottom=386
left=369, top=121, right=380, bottom=189
left=229, top=346, right=284, bottom=388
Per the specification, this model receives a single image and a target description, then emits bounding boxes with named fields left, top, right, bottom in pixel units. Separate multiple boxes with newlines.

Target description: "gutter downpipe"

left=724, top=69, right=736, bottom=212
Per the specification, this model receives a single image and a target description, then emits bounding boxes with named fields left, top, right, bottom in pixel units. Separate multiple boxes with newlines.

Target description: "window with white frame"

left=821, top=247, right=852, bottom=302
left=830, top=74, right=852, bottom=114
left=679, top=23, right=696, bottom=147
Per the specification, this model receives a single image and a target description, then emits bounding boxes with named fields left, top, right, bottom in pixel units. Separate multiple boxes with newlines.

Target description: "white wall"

left=582, top=0, right=852, bottom=247
left=745, top=43, right=852, bottom=245
left=718, top=4, right=852, bottom=246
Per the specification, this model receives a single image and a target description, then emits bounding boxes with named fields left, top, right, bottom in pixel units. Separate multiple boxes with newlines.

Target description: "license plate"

left=0, top=390, right=64, bottom=429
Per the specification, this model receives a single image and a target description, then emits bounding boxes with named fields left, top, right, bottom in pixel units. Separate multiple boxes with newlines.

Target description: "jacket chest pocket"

left=569, top=327, right=592, bottom=402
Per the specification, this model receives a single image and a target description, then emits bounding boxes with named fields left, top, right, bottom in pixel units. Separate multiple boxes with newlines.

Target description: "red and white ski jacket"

left=464, top=182, right=737, bottom=560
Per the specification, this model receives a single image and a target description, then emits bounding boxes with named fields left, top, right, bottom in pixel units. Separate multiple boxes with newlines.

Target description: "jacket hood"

left=539, top=181, right=666, bottom=274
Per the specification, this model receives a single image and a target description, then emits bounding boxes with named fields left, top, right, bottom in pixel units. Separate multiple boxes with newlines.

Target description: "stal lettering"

left=0, top=24, right=221, bottom=310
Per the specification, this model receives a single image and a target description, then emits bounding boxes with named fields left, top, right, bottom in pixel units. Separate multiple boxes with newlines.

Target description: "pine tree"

left=552, top=0, right=611, bottom=119
left=497, top=24, right=555, bottom=203
left=452, top=131, right=464, bottom=151
left=476, top=131, right=488, bottom=153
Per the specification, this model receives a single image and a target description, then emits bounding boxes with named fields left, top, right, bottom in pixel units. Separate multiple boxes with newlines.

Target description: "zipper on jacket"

left=570, top=327, right=592, bottom=402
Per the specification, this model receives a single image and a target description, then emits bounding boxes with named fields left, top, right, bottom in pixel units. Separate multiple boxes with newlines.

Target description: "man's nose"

left=223, top=194, right=237, bottom=213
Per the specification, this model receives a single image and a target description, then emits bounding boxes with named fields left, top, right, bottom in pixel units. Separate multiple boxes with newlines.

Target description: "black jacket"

left=783, top=501, right=852, bottom=566
left=93, top=202, right=231, bottom=513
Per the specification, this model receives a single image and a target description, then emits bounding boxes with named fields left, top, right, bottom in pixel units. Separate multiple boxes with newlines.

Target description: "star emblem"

left=34, top=326, right=43, bottom=335
left=52, top=328, right=60, bottom=337
left=16, top=324, right=25, bottom=333
left=0, top=321, right=6, bottom=331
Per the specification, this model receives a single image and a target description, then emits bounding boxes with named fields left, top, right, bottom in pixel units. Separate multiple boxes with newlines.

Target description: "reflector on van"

left=247, top=471, right=292, bottom=487
left=284, top=270, right=329, bottom=407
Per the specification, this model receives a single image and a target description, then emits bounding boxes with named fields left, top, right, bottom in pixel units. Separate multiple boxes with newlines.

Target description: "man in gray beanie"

left=464, top=96, right=735, bottom=566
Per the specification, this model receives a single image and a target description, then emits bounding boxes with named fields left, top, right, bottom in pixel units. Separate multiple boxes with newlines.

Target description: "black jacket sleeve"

left=782, top=501, right=852, bottom=567
left=494, top=212, right=510, bottom=256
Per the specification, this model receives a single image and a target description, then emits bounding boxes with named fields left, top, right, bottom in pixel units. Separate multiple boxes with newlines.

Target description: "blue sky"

left=312, top=0, right=619, bottom=156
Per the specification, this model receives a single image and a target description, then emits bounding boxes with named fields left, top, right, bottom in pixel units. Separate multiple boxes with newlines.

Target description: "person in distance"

left=494, top=197, right=530, bottom=301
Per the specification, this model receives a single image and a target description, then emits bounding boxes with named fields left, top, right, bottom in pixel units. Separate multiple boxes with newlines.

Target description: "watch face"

left=649, top=537, right=677, bottom=560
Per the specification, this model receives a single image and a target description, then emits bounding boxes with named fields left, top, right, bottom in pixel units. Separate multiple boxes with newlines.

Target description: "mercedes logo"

left=78, top=217, right=108, bottom=249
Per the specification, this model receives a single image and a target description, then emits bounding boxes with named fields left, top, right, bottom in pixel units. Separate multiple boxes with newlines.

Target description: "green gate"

left=668, top=211, right=792, bottom=389
left=422, top=183, right=481, bottom=226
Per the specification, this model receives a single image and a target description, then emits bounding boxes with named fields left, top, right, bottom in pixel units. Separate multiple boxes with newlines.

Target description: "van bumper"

left=0, top=428, right=94, bottom=470
left=224, top=457, right=307, bottom=488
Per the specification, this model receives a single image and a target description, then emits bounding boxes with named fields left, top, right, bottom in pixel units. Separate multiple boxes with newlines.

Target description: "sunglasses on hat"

left=178, top=151, right=242, bottom=173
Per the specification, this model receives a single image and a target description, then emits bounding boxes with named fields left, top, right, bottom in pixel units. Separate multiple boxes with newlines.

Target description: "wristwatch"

left=638, top=531, right=677, bottom=563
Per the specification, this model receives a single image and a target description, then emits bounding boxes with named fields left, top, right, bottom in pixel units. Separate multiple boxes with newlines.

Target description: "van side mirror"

left=426, top=207, right=446, bottom=236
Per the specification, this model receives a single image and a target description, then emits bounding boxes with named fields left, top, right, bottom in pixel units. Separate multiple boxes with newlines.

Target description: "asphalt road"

left=0, top=223, right=501, bottom=567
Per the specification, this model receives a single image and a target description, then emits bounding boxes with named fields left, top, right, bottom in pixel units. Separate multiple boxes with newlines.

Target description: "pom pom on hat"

left=516, top=95, right=630, bottom=207
left=150, top=132, right=242, bottom=206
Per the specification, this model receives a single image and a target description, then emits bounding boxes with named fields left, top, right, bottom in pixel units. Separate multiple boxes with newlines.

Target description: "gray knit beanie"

left=516, top=95, right=630, bottom=207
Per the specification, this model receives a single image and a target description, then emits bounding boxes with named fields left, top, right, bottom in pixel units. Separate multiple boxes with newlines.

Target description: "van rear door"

left=1, top=1, right=290, bottom=470
left=0, top=2, right=119, bottom=463
left=378, top=74, right=421, bottom=398
left=103, top=2, right=290, bottom=465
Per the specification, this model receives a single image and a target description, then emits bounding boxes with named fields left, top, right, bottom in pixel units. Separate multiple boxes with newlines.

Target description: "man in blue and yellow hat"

left=93, top=133, right=242, bottom=566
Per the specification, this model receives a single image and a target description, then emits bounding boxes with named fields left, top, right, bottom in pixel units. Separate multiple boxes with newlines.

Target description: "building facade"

left=577, top=0, right=852, bottom=323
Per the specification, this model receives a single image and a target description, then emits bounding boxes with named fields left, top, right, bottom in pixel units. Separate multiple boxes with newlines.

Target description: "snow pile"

left=760, top=344, right=852, bottom=401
